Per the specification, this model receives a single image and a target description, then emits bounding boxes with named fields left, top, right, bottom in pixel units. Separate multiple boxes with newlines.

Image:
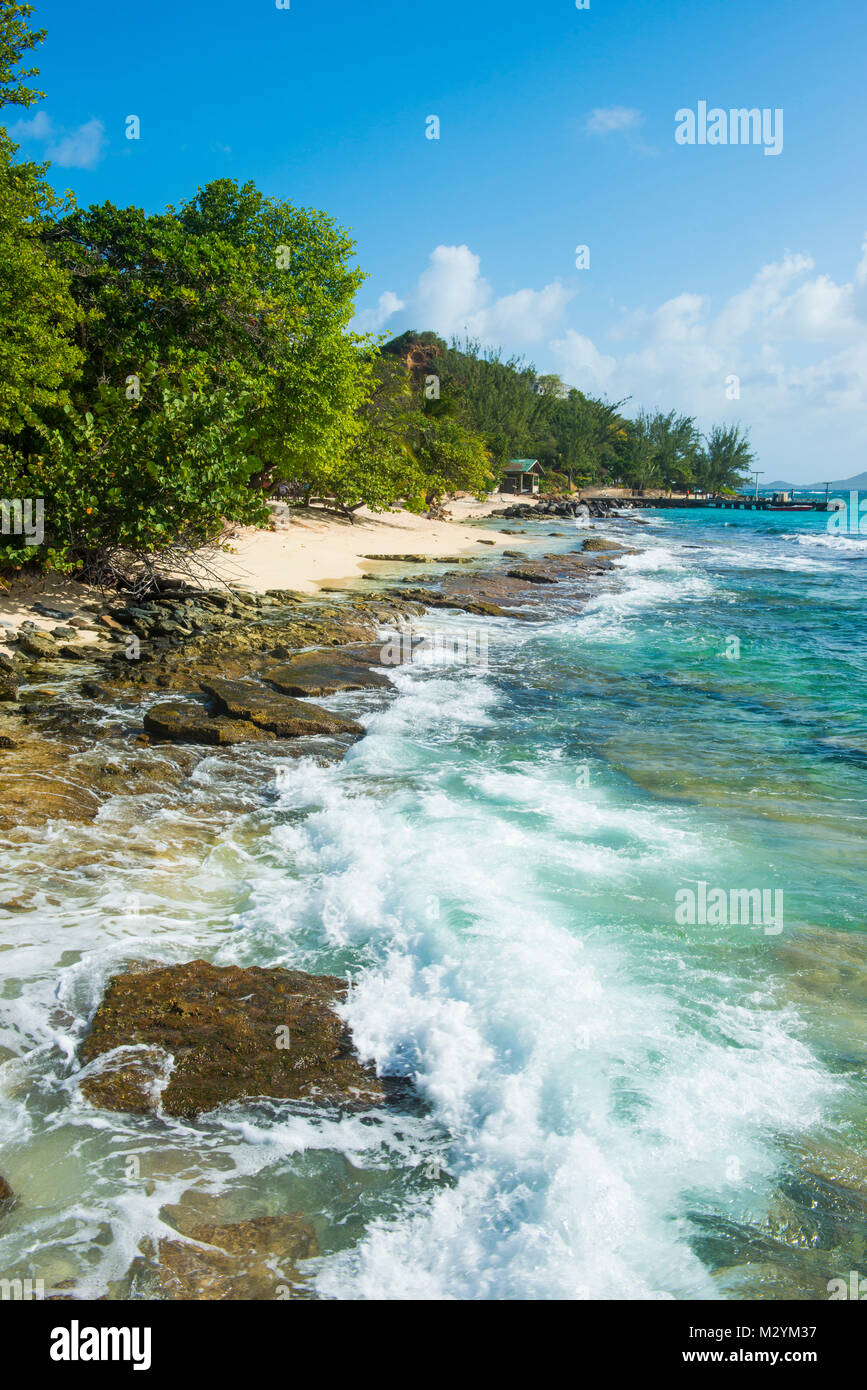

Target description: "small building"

left=501, top=459, right=543, bottom=495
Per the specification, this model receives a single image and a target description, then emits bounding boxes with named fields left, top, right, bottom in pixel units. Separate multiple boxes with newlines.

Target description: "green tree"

left=546, top=388, right=627, bottom=485
left=696, top=423, right=754, bottom=493
left=21, top=178, right=373, bottom=575
left=614, top=409, right=700, bottom=491
left=0, top=1, right=80, bottom=442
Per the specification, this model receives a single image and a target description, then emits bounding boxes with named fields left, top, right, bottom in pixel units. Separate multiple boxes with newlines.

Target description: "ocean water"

left=1, top=504, right=866, bottom=1300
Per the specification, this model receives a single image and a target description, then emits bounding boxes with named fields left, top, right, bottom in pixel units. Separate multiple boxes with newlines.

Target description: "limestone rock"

left=143, top=700, right=275, bottom=745
left=17, top=631, right=56, bottom=658
left=264, top=645, right=396, bottom=698
left=80, top=959, right=384, bottom=1118
left=200, top=678, right=364, bottom=740
left=156, top=1214, right=318, bottom=1300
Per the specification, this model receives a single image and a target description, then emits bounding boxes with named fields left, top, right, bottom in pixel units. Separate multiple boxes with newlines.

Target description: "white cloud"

left=7, top=110, right=107, bottom=169
left=548, top=330, right=616, bottom=390
left=7, top=110, right=55, bottom=141
left=547, top=235, right=867, bottom=482
left=48, top=118, right=107, bottom=169
left=478, top=282, right=574, bottom=343
left=355, top=290, right=406, bottom=334
left=416, top=244, right=490, bottom=335
left=586, top=107, right=643, bottom=135
left=413, top=244, right=572, bottom=343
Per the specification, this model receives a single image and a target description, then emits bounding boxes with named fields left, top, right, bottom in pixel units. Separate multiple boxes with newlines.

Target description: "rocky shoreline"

left=0, top=517, right=633, bottom=1299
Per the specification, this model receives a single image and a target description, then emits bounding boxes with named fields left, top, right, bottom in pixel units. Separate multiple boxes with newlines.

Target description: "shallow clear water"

left=1, top=504, right=866, bottom=1300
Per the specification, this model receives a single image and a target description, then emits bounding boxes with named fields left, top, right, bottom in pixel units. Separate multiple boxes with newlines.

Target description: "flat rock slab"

left=156, top=1214, right=318, bottom=1300
left=582, top=537, right=624, bottom=552
left=506, top=568, right=558, bottom=584
left=363, top=553, right=432, bottom=563
left=80, top=959, right=384, bottom=1118
left=265, top=645, right=398, bottom=698
left=144, top=700, right=276, bottom=745
left=200, top=678, right=364, bottom=739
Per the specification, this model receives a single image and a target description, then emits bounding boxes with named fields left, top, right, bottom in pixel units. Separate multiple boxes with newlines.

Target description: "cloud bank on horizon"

left=361, top=233, right=867, bottom=486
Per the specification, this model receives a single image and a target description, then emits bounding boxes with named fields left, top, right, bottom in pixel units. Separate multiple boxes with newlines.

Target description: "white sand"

left=193, top=497, right=531, bottom=595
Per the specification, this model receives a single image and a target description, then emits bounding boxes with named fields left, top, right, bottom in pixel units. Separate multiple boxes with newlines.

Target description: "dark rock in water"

left=155, top=1213, right=319, bottom=1300
left=0, top=670, right=18, bottom=702
left=506, top=568, right=558, bottom=584
left=80, top=959, right=384, bottom=1118
left=0, top=1175, right=12, bottom=1206
left=200, top=678, right=364, bottom=740
left=17, top=631, right=55, bottom=658
left=80, top=681, right=116, bottom=701
left=265, top=645, right=395, bottom=698
left=58, top=644, right=99, bottom=662
left=582, top=537, right=622, bottom=552
left=143, top=700, right=276, bottom=745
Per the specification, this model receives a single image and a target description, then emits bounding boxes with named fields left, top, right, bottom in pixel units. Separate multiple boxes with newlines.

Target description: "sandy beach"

left=0, top=497, right=530, bottom=648
left=207, top=496, right=530, bottom=594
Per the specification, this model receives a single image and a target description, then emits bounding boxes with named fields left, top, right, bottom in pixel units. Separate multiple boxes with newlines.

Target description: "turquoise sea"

left=1, top=503, right=866, bottom=1300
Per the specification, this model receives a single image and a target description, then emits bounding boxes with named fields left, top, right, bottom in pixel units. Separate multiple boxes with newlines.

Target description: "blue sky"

left=10, top=0, right=867, bottom=482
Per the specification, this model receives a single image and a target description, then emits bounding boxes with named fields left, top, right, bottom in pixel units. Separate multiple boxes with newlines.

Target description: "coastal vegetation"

left=0, top=0, right=753, bottom=587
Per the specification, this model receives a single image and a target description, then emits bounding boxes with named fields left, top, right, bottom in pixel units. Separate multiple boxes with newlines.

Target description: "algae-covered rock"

left=0, top=1175, right=13, bottom=1207
left=143, top=700, right=275, bottom=745
left=17, top=631, right=56, bottom=659
left=200, top=678, right=364, bottom=740
left=155, top=1214, right=318, bottom=1300
left=0, top=732, right=104, bottom=829
left=581, top=537, right=622, bottom=552
left=506, top=568, right=558, bottom=584
left=80, top=959, right=384, bottom=1118
left=264, top=645, right=396, bottom=698
left=0, top=670, right=18, bottom=702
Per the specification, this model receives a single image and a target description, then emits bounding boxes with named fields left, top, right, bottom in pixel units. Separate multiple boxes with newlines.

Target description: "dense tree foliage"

left=384, top=333, right=752, bottom=496
left=696, top=423, right=755, bottom=493
left=0, top=3, right=80, bottom=443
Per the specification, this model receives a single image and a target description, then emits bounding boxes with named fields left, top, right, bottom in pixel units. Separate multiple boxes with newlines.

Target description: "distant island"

left=764, top=471, right=867, bottom=491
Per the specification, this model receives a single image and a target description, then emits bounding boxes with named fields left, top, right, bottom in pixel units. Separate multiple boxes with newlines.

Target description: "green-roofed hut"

left=501, top=459, right=543, bottom=495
